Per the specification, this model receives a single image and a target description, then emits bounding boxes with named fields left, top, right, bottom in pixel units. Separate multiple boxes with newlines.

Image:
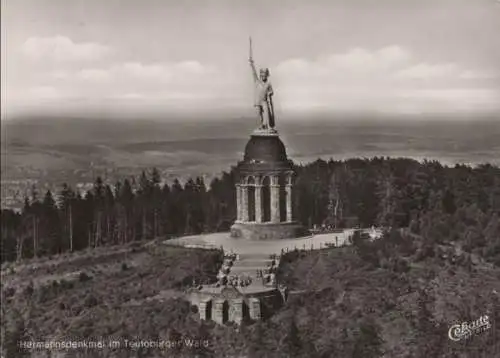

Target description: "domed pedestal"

left=231, top=129, right=305, bottom=240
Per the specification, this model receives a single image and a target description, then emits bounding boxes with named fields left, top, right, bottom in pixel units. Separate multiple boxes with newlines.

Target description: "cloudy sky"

left=2, top=0, right=500, bottom=118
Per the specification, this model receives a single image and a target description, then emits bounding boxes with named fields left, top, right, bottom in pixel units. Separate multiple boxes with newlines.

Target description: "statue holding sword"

left=249, top=37, right=276, bottom=130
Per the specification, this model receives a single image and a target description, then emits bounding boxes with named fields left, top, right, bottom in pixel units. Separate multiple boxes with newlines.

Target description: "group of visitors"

left=215, top=251, right=254, bottom=288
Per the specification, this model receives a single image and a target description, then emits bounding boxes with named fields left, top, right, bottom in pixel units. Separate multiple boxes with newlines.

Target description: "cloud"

left=76, top=68, right=111, bottom=82
left=175, top=61, right=207, bottom=74
left=323, top=45, right=412, bottom=71
left=51, top=70, right=70, bottom=80
left=27, top=86, right=61, bottom=99
left=271, top=46, right=500, bottom=113
left=25, top=60, right=226, bottom=106
left=50, top=68, right=110, bottom=82
left=111, top=93, right=146, bottom=100
left=275, top=46, right=498, bottom=84
left=108, top=90, right=232, bottom=104
left=8, top=43, right=498, bottom=115
left=275, top=45, right=412, bottom=78
left=119, top=62, right=170, bottom=79
left=394, top=63, right=498, bottom=81
left=398, top=88, right=500, bottom=107
left=116, top=60, right=214, bottom=81
left=277, top=87, right=500, bottom=113
left=21, top=36, right=110, bottom=62
left=459, top=70, right=499, bottom=80
left=49, top=60, right=215, bottom=84
left=395, top=63, right=461, bottom=79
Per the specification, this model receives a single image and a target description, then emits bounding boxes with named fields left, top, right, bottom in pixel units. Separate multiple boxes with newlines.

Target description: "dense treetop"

left=2, top=158, right=498, bottom=264
left=1, top=157, right=499, bottom=357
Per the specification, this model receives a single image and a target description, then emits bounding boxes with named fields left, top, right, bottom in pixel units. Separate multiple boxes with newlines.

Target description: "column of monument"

left=236, top=184, right=242, bottom=221
left=199, top=299, right=210, bottom=320
left=255, top=181, right=262, bottom=223
left=212, top=299, right=225, bottom=324
left=270, top=175, right=280, bottom=223
left=286, top=175, right=293, bottom=222
left=248, top=298, right=261, bottom=320
left=241, top=182, right=249, bottom=222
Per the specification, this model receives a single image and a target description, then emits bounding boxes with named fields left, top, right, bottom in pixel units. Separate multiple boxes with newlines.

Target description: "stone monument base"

left=230, top=221, right=307, bottom=240
left=252, top=128, right=278, bottom=136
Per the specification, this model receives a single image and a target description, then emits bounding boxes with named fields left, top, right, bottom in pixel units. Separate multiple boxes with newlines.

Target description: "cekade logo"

left=448, top=314, right=491, bottom=341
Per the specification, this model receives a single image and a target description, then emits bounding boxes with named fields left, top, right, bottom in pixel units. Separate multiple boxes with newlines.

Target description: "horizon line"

left=2, top=109, right=500, bottom=122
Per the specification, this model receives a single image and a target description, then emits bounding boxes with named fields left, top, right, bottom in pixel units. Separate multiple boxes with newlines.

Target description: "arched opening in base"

left=222, top=300, right=229, bottom=323
left=206, top=300, right=212, bottom=320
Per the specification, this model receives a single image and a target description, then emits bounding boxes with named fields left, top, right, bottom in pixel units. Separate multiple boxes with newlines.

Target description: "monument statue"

left=249, top=37, right=276, bottom=131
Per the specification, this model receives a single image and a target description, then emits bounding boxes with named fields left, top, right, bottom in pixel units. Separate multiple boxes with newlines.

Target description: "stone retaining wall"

left=230, top=222, right=307, bottom=240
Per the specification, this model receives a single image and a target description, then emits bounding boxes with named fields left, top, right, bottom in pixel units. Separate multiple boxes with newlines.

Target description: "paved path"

left=165, top=231, right=354, bottom=255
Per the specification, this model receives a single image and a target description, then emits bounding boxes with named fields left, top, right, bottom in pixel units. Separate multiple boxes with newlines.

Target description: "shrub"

left=4, top=286, right=16, bottom=297
left=79, top=272, right=92, bottom=282
left=2, top=313, right=29, bottom=358
left=23, top=283, right=34, bottom=297
left=59, top=279, right=74, bottom=289
left=84, top=294, right=99, bottom=308
left=393, top=258, right=410, bottom=273
left=174, top=275, right=194, bottom=289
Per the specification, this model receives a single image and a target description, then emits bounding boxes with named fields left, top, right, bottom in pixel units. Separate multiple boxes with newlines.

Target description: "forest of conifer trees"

left=2, top=157, right=500, bottom=265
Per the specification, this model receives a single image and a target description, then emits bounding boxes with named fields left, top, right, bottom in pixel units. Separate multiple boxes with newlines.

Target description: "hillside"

left=1, top=242, right=223, bottom=358
left=2, top=229, right=499, bottom=358
left=275, top=232, right=500, bottom=357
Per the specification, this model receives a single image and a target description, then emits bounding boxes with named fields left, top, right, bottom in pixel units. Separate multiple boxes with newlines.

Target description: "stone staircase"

left=188, top=250, right=284, bottom=325
left=221, top=252, right=279, bottom=287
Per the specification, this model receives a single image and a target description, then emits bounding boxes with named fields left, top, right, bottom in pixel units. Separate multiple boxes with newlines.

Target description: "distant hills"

left=2, top=114, right=499, bottom=169
left=1, top=114, right=499, bottom=193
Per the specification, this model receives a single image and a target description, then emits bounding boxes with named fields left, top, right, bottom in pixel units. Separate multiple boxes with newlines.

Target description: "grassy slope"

left=2, top=238, right=500, bottom=358
left=1, top=242, right=224, bottom=358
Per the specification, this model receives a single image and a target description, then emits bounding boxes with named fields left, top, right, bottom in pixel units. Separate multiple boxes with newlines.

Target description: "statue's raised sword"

left=249, top=36, right=253, bottom=63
